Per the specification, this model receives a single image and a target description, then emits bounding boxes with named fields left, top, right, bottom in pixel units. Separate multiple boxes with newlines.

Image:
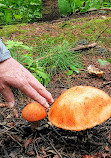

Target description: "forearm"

left=0, top=39, right=11, bottom=62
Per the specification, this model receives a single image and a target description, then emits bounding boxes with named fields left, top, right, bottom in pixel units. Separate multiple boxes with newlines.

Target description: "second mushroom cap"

left=22, top=102, right=47, bottom=122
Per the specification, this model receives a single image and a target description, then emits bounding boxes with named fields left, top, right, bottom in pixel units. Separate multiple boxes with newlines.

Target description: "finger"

left=30, top=81, right=54, bottom=103
left=16, top=81, right=50, bottom=108
left=27, top=74, right=54, bottom=103
left=23, top=85, right=50, bottom=108
left=0, top=86, right=15, bottom=108
left=5, top=77, right=50, bottom=108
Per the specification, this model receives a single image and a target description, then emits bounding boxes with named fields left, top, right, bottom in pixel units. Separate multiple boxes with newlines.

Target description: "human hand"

left=0, top=58, right=54, bottom=108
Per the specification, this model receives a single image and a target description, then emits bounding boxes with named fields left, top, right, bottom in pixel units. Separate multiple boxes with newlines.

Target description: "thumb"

left=0, top=86, right=15, bottom=108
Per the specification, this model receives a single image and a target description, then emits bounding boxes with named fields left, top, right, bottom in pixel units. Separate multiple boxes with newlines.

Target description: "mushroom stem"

left=30, top=121, right=48, bottom=131
left=30, top=121, right=40, bottom=130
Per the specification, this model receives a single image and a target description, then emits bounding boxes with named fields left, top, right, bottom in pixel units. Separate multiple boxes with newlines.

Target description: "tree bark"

left=42, top=0, right=60, bottom=21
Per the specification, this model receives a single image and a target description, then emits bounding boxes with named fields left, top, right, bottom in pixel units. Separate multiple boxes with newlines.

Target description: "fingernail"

left=51, top=98, right=54, bottom=103
left=45, top=102, right=49, bottom=108
left=8, top=102, right=14, bottom=108
left=50, top=98, right=54, bottom=103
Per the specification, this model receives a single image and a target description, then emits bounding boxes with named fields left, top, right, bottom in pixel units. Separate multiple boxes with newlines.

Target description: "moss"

left=17, top=23, right=27, bottom=26
left=0, top=25, right=28, bottom=37
left=0, top=15, right=110, bottom=50
left=16, top=34, right=27, bottom=40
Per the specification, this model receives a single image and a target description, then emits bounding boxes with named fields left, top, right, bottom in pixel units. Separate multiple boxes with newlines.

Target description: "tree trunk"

left=42, top=0, right=60, bottom=21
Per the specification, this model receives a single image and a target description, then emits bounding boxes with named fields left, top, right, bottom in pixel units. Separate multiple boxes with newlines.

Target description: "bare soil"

left=0, top=13, right=111, bottom=158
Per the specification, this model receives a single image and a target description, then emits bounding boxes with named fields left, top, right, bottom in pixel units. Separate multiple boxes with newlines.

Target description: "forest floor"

left=0, top=11, right=111, bottom=158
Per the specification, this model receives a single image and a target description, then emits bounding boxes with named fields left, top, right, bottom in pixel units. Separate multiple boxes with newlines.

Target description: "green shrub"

left=0, top=0, right=42, bottom=25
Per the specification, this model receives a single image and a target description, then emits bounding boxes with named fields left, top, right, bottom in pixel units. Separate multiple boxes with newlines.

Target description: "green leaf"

left=98, top=58, right=109, bottom=66
left=5, top=40, right=33, bottom=51
left=32, top=73, right=42, bottom=83
left=29, top=67, right=36, bottom=72
left=21, top=55, right=33, bottom=68
left=30, top=2, right=40, bottom=6
left=36, top=70, right=50, bottom=80
left=0, top=3, right=6, bottom=7
left=70, top=65, right=80, bottom=73
left=14, top=14, right=23, bottom=20
left=67, top=70, right=73, bottom=76
left=5, top=40, right=23, bottom=49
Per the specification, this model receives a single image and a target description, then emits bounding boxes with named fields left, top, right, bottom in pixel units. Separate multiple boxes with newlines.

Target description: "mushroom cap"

left=22, top=102, right=47, bottom=122
left=48, top=86, right=111, bottom=131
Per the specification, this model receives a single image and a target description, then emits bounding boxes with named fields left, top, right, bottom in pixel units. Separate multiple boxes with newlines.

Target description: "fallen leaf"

left=87, top=65, right=105, bottom=78
left=0, top=103, right=7, bottom=107
left=24, top=138, right=33, bottom=148
left=28, top=151, right=35, bottom=156
left=94, top=153, right=111, bottom=158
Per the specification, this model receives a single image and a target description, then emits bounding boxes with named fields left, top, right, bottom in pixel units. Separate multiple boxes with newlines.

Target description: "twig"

left=100, top=81, right=111, bottom=88
left=0, top=124, right=13, bottom=134
left=2, top=147, right=10, bottom=158
left=48, top=140, right=62, bottom=158
left=43, top=154, right=54, bottom=157
left=95, top=25, right=110, bottom=42
left=6, top=132, right=22, bottom=147
left=87, top=140, right=103, bottom=146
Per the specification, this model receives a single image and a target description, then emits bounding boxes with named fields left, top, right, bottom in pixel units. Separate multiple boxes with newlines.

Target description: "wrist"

left=0, top=57, right=12, bottom=64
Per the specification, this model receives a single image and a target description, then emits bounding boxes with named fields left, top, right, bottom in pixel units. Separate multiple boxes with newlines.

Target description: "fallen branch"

left=87, top=8, right=111, bottom=12
left=95, top=25, right=110, bottom=42
left=69, top=42, right=97, bottom=51
left=75, top=8, right=111, bottom=14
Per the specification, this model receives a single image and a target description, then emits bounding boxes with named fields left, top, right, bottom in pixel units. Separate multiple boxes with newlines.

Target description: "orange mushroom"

left=48, top=86, right=111, bottom=131
left=22, top=102, right=47, bottom=129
